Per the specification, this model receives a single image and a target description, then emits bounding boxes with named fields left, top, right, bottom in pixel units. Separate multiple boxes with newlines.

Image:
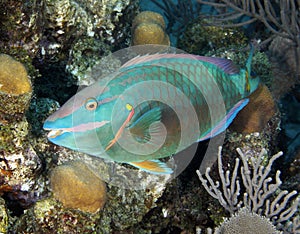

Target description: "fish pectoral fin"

left=129, top=160, right=173, bottom=174
left=128, top=107, right=163, bottom=143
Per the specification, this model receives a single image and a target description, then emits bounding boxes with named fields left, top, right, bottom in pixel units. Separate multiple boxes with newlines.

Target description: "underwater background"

left=0, top=0, right=299, bottom=233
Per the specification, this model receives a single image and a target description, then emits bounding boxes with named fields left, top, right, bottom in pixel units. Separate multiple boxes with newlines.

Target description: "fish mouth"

left=46, top=129, right=67, bottom=138
left=44, top=120, right=110, bottom=139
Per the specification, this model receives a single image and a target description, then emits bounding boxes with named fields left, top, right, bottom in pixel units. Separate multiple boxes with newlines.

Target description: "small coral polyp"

left=0, top=54, right=32, bottom=119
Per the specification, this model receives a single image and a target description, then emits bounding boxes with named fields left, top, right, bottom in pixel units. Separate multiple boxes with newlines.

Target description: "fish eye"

left=85, top=98, right=98, bottom=111
left=250, top=71, right=257, bottom=78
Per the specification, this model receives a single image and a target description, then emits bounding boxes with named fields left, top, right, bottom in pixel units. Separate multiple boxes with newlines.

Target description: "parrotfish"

left=43, top=48, right=259, bottom=174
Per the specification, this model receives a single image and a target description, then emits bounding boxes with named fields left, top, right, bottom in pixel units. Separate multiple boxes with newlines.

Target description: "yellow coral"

left=51, top=161, right=107, bottom=213
left=132, top=11, right=170, bottom=46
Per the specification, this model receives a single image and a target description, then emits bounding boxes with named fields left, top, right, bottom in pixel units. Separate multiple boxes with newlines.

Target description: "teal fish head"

left=43, top=81, right=126, bottom=156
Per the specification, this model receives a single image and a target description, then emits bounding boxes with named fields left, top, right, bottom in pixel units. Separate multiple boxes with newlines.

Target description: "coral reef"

left=0, top=118, right=30, bottom=153
left=230, top=84, right=277, bottom=133
left=149, top=0, right=201, bottom=45
left=21, top=0, right=137, bottom=59
left=43, top=0, right=134, bottom=43
left=0, top=144, right=47, bottom=207
left=0, top=54, right=32, bottom=122
left=198, top=0, right=300, bottom=99
left=131, top=11, right=170, bottom=46
left=0, top=55, right=48, bottom=208
left=197, top=147, right=300, bottom=233
left=0, top=0, right=138, bottom=90
left=177, top=19, right=248, bottom=55
left=65, top=36, right=112, bottom=84
left=198, top=1, right=300, bottom=48
left=26, top=97, right=60, bottom=136
left=0, top=197, right=9, bottom=233
left=269, top=36, right=300, bottom=99
left=13, top=197, right=103, bottom=233
left=4, top=137, right=171, bottom=232
left=0, top=1, right=298, bottom=232
left=203, top=45, right=273, bottom=89
left=0, top=0, right=44, bottom=57
left=0, top=49, right=50, bottom=215
left=51, top=161, right=107, bottom=213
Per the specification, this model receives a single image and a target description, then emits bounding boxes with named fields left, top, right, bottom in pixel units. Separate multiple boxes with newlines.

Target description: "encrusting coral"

left=0, top=54, right=32, bottom=121
left=50, top=161, right=107, bottom=213
left=132, top=11, right=170, bottom=46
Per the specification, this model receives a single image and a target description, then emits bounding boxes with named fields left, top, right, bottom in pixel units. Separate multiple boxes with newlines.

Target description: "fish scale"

left=43, top=49, right=259, bottom=174
left=121, top=60, right=235, bottom=129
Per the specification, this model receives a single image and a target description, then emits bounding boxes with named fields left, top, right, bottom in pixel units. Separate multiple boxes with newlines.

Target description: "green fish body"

left=44, top=51, right=259, bottom=174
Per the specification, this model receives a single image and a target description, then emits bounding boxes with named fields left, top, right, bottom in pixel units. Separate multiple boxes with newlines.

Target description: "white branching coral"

left=197, top=146, right=300, bottom=232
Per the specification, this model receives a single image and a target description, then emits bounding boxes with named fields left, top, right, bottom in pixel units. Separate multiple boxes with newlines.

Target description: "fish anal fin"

left=129, top=160, right=173, bottom=174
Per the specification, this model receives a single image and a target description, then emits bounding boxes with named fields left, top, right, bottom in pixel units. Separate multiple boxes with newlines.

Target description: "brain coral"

left=0, top=54, right=32, bottom=120
left=51, top=161, right=107, bottom=213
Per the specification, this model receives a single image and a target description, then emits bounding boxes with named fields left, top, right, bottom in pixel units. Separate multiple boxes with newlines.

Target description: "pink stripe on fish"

left=62, top=121, right=109, bottom=132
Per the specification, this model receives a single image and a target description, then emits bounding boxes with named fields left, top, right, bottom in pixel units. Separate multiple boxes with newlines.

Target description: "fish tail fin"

left=244, top=43, right=260, bottom=94
left=129, top=160, right=173, bottom=174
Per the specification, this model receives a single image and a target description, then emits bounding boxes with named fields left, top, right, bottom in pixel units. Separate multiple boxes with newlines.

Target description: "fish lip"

left=44, top=120, right=110, bottom=139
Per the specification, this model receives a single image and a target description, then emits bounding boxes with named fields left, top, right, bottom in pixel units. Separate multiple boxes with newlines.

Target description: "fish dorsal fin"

left=121, top=54, right=240, bottom=75
left=192, top=55, right=240, bottom=74
left=129, top=160, right=173, bottom=174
